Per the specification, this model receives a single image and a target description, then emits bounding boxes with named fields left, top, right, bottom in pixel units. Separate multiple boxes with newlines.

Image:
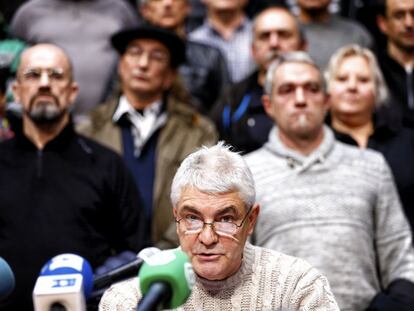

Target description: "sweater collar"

left=264, top=125, right=335, bottom=172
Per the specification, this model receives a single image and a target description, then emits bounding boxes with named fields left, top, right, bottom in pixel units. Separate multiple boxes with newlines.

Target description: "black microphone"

left=93, top=247, right=160, bottom=290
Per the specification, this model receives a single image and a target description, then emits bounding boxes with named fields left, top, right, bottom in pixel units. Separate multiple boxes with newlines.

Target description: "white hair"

left=170, top=142, right=256, bottom=210
left=325, top=44, right=389, bottom=107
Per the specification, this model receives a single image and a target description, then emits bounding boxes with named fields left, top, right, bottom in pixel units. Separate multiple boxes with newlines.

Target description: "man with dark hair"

left=0, top=43, right=148, bottom=310
left=78, top=24, right=217, bottom=249
left=296, top=0, right=373, bottom=69
left=377, top=0, right=414, bottom=128
left=189, top=0, right=255, bottom=83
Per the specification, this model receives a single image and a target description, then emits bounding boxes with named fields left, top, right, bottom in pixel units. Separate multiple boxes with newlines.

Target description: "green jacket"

left=77, top=95, right=218, bottom=248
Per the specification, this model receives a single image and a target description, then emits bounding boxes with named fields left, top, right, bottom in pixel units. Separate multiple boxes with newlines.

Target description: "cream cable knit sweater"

left=99, top=243, right=339, bottom=310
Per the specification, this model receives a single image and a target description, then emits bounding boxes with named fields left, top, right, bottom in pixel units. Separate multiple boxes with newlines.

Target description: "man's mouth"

left=195, top=253, right=222, bottom=261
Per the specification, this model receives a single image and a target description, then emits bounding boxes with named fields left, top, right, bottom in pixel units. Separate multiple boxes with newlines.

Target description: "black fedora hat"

left=111, top=23, right=186, bottom=68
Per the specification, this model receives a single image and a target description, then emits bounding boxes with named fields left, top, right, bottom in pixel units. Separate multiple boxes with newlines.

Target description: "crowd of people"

left=0, top=0, right=414, bottom=310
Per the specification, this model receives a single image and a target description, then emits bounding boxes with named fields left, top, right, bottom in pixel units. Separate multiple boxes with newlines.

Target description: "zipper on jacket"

left=37, top=149, right=43, bottom=178
left=406, top=66, right=414, bottom=109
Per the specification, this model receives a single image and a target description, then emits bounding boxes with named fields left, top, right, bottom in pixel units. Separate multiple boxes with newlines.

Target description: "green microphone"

left=138, top=249, right=195, bottom=311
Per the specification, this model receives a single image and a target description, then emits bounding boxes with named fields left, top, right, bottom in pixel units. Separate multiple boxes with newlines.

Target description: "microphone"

left=93, top=247, right=160, bottom=290
left=137, top=249, right=195, bottom=311
left=0, top=257, right=15, bottom=301
left=32, top=254, right=93, bottom=311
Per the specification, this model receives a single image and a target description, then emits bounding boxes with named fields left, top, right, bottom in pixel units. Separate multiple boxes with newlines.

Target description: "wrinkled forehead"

left=274, top=61, right=322, bottom=86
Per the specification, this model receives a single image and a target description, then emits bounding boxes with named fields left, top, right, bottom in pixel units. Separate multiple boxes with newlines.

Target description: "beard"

left=26, top=92, right=66, bottom=125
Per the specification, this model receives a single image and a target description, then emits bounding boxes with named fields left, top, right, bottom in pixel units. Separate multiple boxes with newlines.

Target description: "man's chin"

left=28, top=110, right=66, bottom=126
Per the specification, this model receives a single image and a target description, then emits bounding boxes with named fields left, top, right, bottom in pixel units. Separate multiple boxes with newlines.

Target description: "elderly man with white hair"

left=99, top=142, right=339, bottom=310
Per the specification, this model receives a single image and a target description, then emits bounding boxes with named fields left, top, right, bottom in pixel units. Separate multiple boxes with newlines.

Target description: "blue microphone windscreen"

left=40, top=254, right=93, bottom=298
left=0, top=257, right=15, bottom=300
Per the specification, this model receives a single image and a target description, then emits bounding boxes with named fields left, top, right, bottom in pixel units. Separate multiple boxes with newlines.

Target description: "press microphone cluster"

left=0, top=257, right=15, bottom=301
left=93, top=247, right=161, bottom=291
left=32, top=253, right=93, bottom=311
left=138, top=249, right=195, bottom=311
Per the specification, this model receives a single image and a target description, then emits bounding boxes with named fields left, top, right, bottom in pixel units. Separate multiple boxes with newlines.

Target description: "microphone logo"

left=52, top=278, right=77, bottom=288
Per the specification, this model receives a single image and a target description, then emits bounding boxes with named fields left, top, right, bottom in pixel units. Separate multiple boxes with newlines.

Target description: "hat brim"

left=111, top=25, right=186, bottom=68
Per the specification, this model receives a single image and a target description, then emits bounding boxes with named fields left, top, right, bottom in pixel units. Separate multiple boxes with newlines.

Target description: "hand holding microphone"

left=137, top=249, right=195, bottom=311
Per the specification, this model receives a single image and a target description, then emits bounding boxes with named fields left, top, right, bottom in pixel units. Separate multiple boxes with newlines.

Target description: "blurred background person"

left=11, top=0, right=140, bottom=122
left=246, top=51, right=414, bottom=311
left=296, top=0, right=373, bottom=70
left=189, top=0, right=255, bottom=83
left=77, top=24, right=217, bottom=249
left=326, top=43, right=414, bottom=233
left=139, top=0, right=230, bottom=113
left=211, top=4, right=307, bottom=154
left=0, top=43, right=148, bottom=311
left=376, top=0, right=414, bottom=129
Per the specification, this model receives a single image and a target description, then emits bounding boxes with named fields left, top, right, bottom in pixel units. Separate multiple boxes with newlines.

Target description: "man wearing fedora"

left=77, top=23, right=218, bottom=248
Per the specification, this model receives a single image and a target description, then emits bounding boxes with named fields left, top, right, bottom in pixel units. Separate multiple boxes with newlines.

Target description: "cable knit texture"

left=245, top=126, right=414, bottom=311
left=99, top=243, right=339, bottom=310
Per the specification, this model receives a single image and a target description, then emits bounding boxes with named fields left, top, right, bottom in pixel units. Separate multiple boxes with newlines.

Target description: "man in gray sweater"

left=245, top=51, right=414, bottom=311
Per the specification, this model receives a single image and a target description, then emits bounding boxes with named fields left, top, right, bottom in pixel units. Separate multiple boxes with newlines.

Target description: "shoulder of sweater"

left=333, top=141, right=388, bottom=169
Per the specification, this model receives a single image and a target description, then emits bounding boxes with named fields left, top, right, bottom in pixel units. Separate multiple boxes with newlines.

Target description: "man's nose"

left=137, top=53, right=150, bottom=68
left=404, top=12, right=414, bottom=28
left=39, top=71, right=51, bottom=87
left=269, top=32, right=279, bottom=49
left=198, top=223, right=218, bottom=246
left=294, top=87, right=306, bottom=106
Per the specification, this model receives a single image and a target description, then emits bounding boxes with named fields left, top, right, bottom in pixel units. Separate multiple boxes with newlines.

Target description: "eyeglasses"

left=125, top=45, right=169, bottom=65
left=176, top=205, right=253, bottom=237
left=21, top=68, right=67, bottom=84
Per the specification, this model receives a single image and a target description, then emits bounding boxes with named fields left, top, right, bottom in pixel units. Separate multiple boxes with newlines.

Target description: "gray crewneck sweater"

left=245, top=126, right=414, bottom=311
left=99, top=243, right=339, bottom=310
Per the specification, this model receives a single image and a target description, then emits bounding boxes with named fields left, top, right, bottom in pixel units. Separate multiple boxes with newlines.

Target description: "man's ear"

left=68, top=81, right=79, bottom=104
left=377, top=15, right=388, bottom=35
left=262, top=94, right=273, bottom=117
left=247, top=203, right=260, bottom=235
left=173, top=207, right=180, bottom=235
left=323, top=93, right=331, bottom=114
left=11, top=81, right=21, bottom=104
left=163, top=69, right=177, bottom=90
left=139, top=3, right=150, bottom=20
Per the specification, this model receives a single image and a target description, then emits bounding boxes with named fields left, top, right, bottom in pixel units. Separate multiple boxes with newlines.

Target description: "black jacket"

left=0, top=123, right=148, bottom=310
left=377, top=51, right=414, bottom=128
left=180, top=40, right=230, bottom=113
left=210, top=71, right=273, bottom=154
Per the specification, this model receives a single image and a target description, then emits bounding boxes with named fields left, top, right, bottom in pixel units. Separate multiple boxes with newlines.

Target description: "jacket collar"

left=15, top=120, right=76, bottom=151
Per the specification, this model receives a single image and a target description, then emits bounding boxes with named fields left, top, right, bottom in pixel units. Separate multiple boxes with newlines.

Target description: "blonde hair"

left=325, top=44, right=389, bottom=107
